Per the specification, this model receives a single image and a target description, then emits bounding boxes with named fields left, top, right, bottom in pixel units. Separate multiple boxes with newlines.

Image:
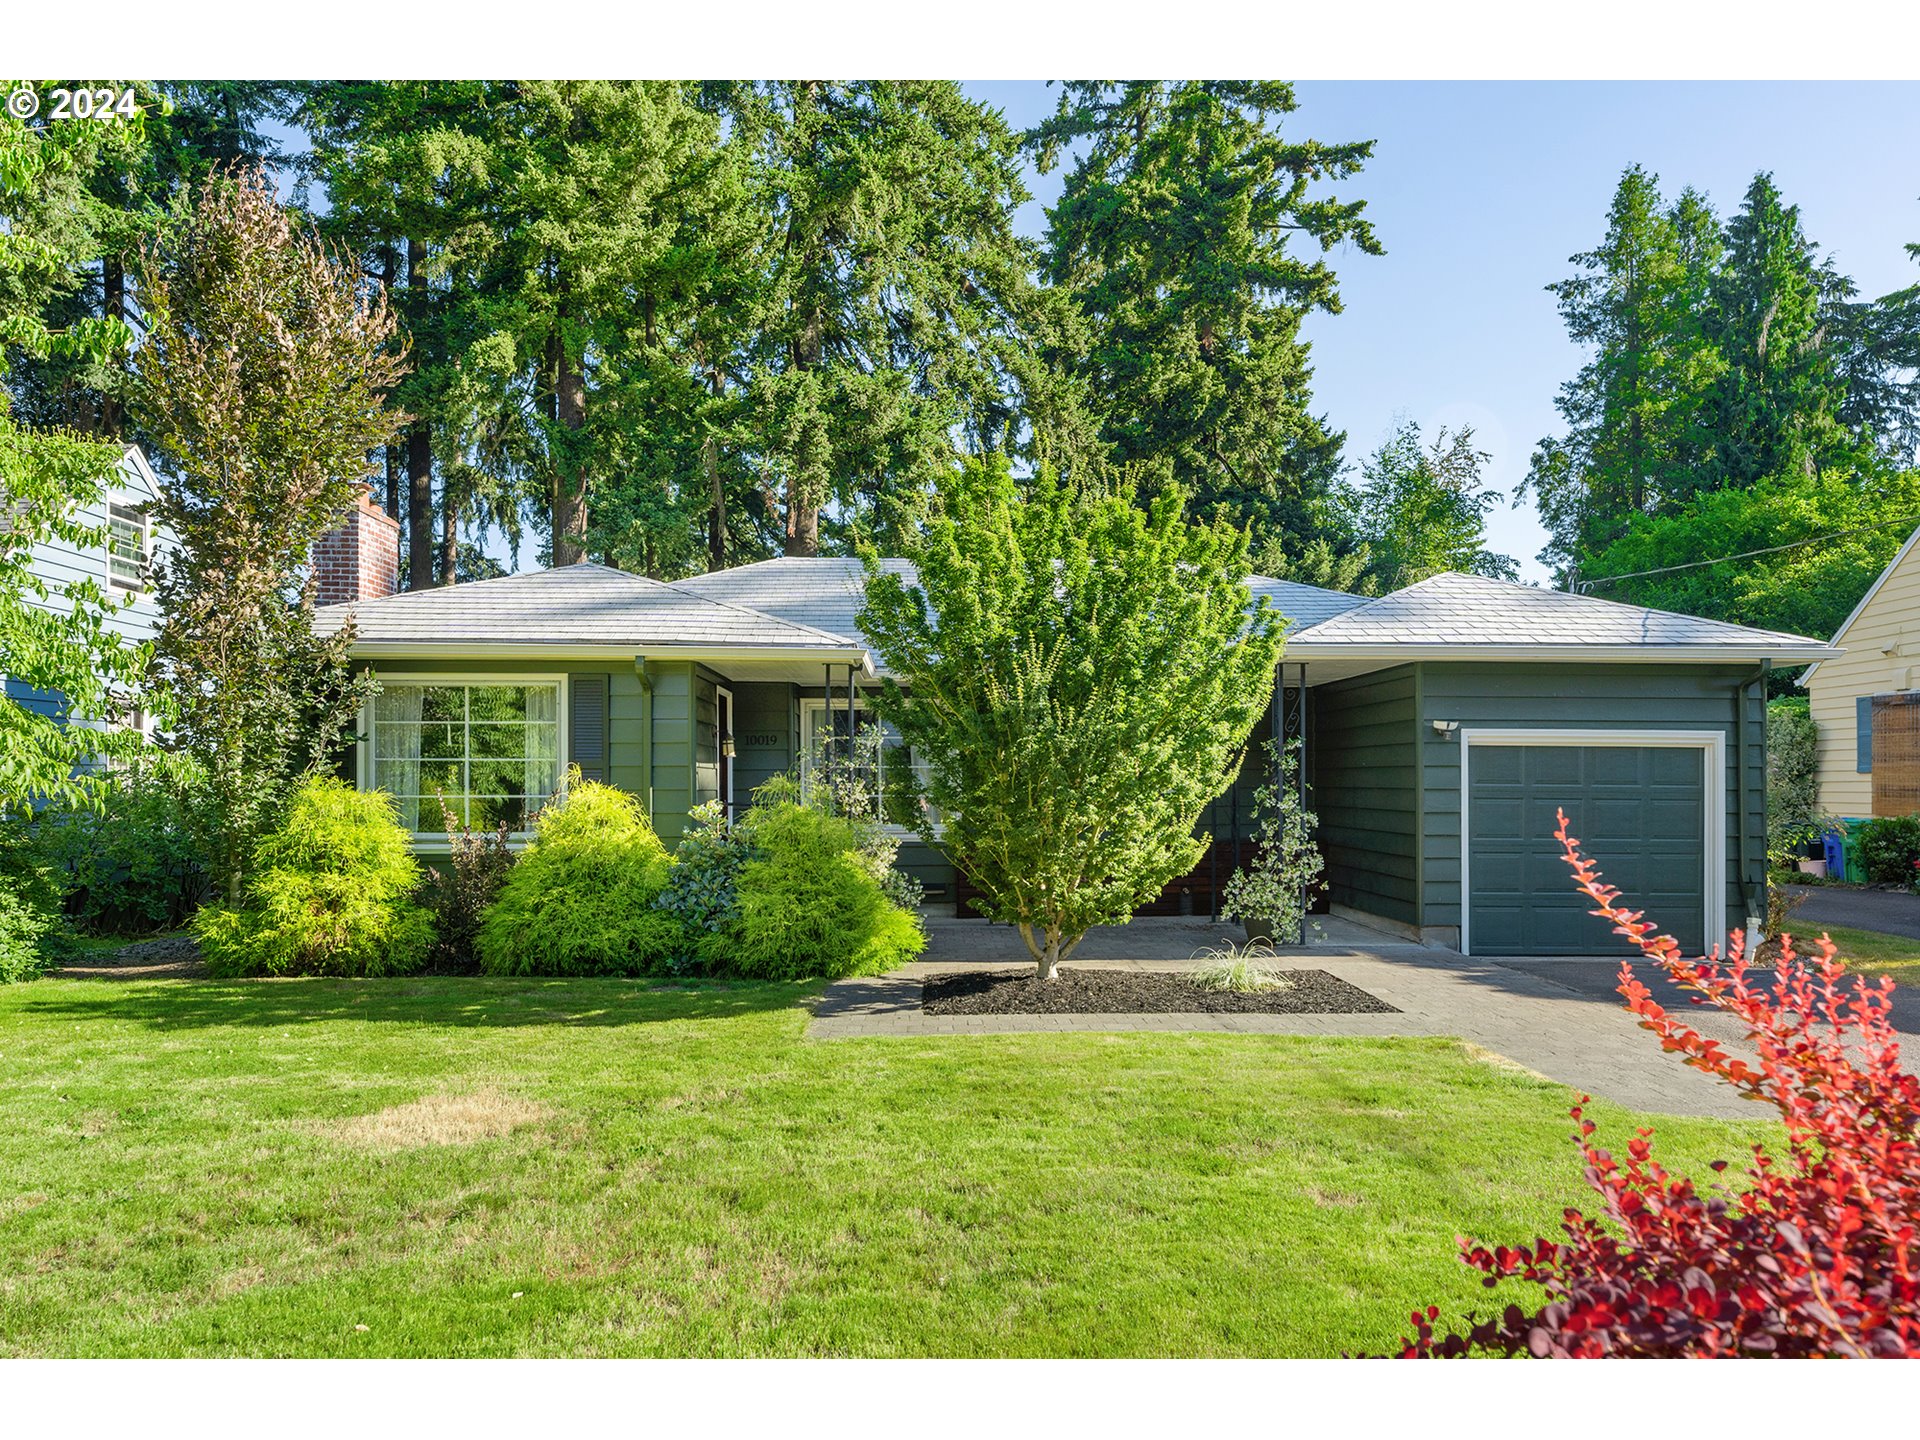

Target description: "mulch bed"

left=921, top=967, right=1398, bottom=1016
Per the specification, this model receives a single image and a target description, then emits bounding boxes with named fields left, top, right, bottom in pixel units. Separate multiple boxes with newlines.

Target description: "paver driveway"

left=811, top=916, right=1918, bottom=1120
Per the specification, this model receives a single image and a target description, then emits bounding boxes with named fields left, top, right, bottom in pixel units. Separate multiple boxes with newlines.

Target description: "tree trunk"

left=439, top=485, right=459, bottom=585
left=406, top=421, right=434, bottom=590
left=1017, top=922, right=1073, bottom=981
left=405, top=240, right=434, bottom=589
left=551, top=321, right=588, bottom=566
left=100, top=255, right=125, bottom=436
left=705, top=364, right=726, bottom=571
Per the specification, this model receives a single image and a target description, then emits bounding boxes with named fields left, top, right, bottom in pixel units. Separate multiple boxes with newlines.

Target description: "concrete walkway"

left=807, top=916, right=1898, bottom=1120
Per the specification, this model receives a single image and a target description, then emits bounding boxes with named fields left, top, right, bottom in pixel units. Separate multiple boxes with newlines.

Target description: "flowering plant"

left=1397, top=808, right=1920, bottom=1358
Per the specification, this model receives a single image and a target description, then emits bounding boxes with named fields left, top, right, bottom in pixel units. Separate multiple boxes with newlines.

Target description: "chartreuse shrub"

left=729, top=786, right=924, bottom=982
left=1400, top=811, right=1920, bottom=1358
left=475, top=775, right=678, bottom=976
left=1856, top=814, right=1920, bottom=887
left=194, top=777, right=434, bottom=978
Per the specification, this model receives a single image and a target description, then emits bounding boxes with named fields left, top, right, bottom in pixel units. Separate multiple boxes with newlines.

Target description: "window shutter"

left=570, top=674, right=608, bottom=784
left=1859, top=695, right=1876, bottom=773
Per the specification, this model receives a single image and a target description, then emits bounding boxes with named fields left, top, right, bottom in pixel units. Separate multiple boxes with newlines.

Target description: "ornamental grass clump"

left=194, top=777, right=434, bottom=978
left=1397, top=808, right=1920, bottom=1359
left=1188, top=941, right=1293, bottom=994
left=475, top=774, right=679, bottom=976
left=729, top=788, right=924, bottom=982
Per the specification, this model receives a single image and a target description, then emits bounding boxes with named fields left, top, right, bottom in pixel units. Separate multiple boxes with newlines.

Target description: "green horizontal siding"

left=1310, top=666, right=1419, bottom=926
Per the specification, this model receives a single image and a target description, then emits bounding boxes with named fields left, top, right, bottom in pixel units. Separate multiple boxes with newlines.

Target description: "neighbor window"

left=106, top=502, right=151, bottom=592
left=370, top=681, right=561, bottom=834
left=799, top=699, right=938, bottom=835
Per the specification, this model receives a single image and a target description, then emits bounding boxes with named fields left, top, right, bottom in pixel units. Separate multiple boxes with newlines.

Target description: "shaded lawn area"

left=0, top=976, right=1770, bottom=1358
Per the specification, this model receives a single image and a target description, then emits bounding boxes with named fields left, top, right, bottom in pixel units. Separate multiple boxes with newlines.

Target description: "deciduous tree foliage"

left=1342, top=420, right=1517, bottom=592
left=132, top=166, right=406, bottom=895
left=0, top=102, right=163, bottom=812
left=860, top=458, right=1283, bottom=979
left=1029, top=81, right=1382, bottom=578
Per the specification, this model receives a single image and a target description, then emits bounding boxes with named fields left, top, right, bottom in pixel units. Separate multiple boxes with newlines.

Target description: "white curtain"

left=374, top=685, right=425, bottom=830
left=525, top=684, right=559, bottom=811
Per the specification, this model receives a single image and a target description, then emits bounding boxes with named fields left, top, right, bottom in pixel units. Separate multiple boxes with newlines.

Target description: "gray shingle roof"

left=1246, top=575, right=1373, bottom=629
left=1287, top=571, right=1832, bottom=654
left=314, top=562, right=862, bottom=650
left=670, top=558, right=913, bottom=649
left=672, top=557, right=1368, bottom=644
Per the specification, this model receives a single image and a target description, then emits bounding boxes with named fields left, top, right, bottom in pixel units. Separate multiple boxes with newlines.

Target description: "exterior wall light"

left=1431, top=720, right=1459, bottom=735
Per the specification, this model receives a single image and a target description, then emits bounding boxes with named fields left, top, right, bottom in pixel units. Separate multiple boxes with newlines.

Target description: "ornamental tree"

left=1398, top=809, right=1920, bottom=1358
left=859, top=459, right=1283, bottom=979
left=132, top=165, right=407, bottom=897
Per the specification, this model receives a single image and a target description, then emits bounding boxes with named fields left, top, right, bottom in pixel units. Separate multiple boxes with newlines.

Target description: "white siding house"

left=5, top=445, right=171, bottom=730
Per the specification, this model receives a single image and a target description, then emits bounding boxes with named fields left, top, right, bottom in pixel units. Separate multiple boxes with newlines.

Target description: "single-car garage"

left=1461, top=731, right=1721, bottom=956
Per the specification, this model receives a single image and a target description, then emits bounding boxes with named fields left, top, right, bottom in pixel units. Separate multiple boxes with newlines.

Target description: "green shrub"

left=193, top=777, right=435, bottom=977
left=1856, top=814, right=1920, bottom=886
left=1766, top=698, right=1827, bottom=858
left=420, top=795, right=515, bottom=972
left=0, top=817, right=75, bottom=983
left=729, top=796, right=925, bottom=981
left=475, top=777, right=679, bottom=976
left=33, top=769, right=210, bottom=934
left=654, top=800, right=757, bottom=974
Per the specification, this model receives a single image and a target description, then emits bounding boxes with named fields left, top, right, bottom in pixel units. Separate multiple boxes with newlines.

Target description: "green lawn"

left=1787, top=923, right=1920, bottom=985
left=0, top=975, right=1768, bottom=1357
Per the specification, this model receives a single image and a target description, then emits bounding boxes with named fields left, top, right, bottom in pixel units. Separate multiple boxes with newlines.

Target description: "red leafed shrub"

left=1398, top=808, right=1920, bottom=1358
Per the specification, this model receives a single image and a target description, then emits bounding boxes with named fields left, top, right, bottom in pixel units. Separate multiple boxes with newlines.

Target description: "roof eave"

left=339, top=639, right=874, bottom=674
left=1282, top=642, right=1839, bottom=664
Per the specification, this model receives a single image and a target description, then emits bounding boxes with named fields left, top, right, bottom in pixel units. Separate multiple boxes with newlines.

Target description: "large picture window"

left=799, top=699, right=938, bottom=836
left=370, top=681, right=562, bottom=834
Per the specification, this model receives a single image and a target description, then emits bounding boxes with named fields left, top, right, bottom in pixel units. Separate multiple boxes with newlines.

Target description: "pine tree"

left=1028, top=81, right=1382, bottom=573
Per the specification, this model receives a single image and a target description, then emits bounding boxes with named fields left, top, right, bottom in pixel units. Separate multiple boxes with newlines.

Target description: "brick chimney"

left=314, top=484, right=400, bottom=604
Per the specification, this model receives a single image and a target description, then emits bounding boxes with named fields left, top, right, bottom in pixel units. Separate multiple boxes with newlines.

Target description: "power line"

left=1572, top=515, right=1920, bottom=593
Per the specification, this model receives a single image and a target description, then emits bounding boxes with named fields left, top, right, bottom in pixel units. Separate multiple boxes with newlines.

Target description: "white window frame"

left=357, top=672, right=570, bottom=847
left=798, top=696, right=940, bottom=839
left=1457, top=728, right=1726, bottom=959
left=105, top=499, right=152, bottom=594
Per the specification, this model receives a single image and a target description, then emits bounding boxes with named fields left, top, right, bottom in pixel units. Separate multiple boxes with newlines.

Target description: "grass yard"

left=0, top=975, right=1769, bottom=1358
left=1800, top=924, right=1920, bottom=986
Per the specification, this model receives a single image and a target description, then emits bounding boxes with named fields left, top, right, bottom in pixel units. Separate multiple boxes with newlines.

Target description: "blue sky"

left=969, top=81, right=1920, bottom=582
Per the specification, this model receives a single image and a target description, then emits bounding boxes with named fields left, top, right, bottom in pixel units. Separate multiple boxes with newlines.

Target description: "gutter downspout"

left=1740, top=663, right=1765, bottom=944
left=635, top=656, right=654, bottom=820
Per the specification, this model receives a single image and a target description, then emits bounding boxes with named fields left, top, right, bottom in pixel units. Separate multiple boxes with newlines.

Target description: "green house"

left=314, top=500, right=1835, bottom=956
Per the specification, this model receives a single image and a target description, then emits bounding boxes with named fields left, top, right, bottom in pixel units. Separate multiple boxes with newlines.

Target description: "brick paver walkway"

left=807, top=919, right=1810, bottom=1119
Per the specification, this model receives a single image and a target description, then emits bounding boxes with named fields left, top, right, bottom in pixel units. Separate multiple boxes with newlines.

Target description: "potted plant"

left=1220, top=740, right=1325, bottom=946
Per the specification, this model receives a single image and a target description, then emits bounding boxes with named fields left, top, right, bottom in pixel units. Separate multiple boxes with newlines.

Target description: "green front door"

left=1467, top=743, right=1708, bottom=956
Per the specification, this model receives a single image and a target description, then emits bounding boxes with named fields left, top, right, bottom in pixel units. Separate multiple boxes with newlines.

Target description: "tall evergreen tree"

left=713, top=81, right=1050, bottom=557
left=1702, top=173, right=1855, bottom=491
left=1028, top=81, right=1382, bottom=575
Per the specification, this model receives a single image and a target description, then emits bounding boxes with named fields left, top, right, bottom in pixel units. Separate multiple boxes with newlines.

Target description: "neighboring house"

left=5, top=444, right=169, bottom=736
left=314, top=496, right=1834, bottom=956
left=1804, top=523, right=1920, bottom=823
